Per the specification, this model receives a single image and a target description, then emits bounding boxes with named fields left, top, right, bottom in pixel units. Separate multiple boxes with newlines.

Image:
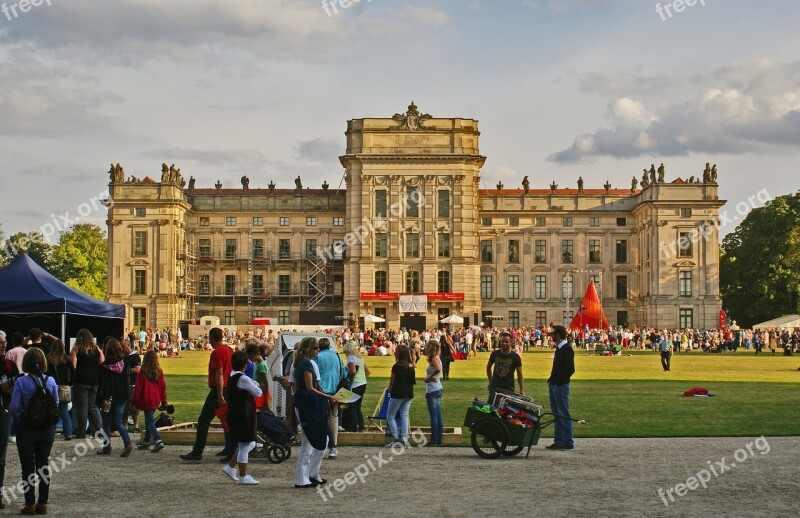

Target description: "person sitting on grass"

left=222, top=350, right=262, bottom=485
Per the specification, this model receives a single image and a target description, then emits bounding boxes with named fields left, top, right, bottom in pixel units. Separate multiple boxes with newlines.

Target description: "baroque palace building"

left=106, top=103, right=725, bottom=332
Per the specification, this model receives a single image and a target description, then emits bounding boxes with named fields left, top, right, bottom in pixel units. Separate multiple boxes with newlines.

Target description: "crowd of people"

left=0, top=319, right=795, bottom=506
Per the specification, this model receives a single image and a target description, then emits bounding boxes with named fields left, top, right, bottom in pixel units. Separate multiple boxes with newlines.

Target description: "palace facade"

left=106, top=103, right=725, bottom=331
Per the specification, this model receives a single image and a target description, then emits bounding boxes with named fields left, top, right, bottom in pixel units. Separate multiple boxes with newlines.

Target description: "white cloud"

left=549, top=59, right=800, bottom=163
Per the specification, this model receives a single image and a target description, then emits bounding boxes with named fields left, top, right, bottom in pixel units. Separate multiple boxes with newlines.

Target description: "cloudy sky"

left=1, top=0, right=797, bottom=240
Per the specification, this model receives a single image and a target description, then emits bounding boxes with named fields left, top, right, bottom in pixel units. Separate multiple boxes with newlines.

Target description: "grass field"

left=159, top=349, right=800, bottom=441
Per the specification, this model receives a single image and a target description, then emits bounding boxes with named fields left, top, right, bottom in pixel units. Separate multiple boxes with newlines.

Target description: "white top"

left=425, top=362, right=442, bottom=393
left=230, top=371, right=263, bottom=398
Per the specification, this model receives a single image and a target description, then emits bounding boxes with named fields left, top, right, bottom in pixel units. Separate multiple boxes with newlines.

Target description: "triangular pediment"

left=503, top=265, right=523, bottom=273
left=611, top=264, right=633, bottom=272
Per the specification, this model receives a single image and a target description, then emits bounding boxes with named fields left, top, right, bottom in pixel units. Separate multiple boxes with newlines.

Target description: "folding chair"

left=367, top=388, right=391, bottom=432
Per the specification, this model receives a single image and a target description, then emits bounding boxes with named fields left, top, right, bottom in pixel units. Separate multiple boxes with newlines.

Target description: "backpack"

left=24, top=375, right=59, bottom=428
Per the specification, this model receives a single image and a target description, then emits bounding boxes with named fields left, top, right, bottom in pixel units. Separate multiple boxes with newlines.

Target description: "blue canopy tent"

left=0, top=254, right=125, bottom=344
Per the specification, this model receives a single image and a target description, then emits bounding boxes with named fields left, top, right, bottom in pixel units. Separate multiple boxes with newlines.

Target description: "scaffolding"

left=177, top=238, right=197, bottom=320
left=191, top=240, right=340, bottom=323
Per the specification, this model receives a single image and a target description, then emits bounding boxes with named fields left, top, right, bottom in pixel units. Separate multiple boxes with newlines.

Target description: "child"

left=223, top=350, right=262, bottom=485
left=131, top=350, right=168, bottom=452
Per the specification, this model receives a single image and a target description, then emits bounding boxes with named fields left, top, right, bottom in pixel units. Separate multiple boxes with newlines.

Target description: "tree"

left=720, top=191, right=800, bottom=327
left=0, top=231, right=53, bottom=271
left=50, top=224, right=108, bottom=299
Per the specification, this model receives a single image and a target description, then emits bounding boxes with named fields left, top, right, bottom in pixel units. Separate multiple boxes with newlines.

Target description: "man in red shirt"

left=181, top=328, right=233, bottom=462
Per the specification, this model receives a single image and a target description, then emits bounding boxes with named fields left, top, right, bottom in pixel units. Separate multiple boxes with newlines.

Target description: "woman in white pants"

left=292, top=337, right=337, bottom=488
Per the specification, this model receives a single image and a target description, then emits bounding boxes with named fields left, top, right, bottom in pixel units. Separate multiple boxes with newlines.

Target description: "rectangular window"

left=481, top=275, right=493, bottom=299
left=561, top=240, right=574, bottom=263
left=199, top=217, right=209, bottom=226
left=616, top=217, right=627, bottom=227
left=509, top=311, right=520, bottom=328
left=225, top=239, right=237, bottom=260
left=406, top=233, right=420, bottom=258
left=279, top=217, right=289, bottom=226
left=616, top=275, right=628, bottom=299
left=134, top=207, right=146, bottom=217
left=681, top=208, right=693, bottom=218
left=253, top=239, right=264, bottom=259
left=481, top=217, right=492, bottom=227
left=437, top=233, right=450, bottom=258
left=305, top=239, right=317, bottom=258
left=437, top=190, right=450, bottom=218
left=252, top=217, right=263, bottom=226
left=278, top=275, right=291, bottom=296
left=252, top=275, right=264, bottom=295
left=508, top=217, right=519, bottom=227
left=373, top=307, right=387, bottom=322
left=224, top=310, right=235, bottom=326
left=226, top=217, right=236, bottom=226
left=535, top=240, right=547, bottom=263
left=133, top=308, right=146, bottom=329
left=589, top=239, right=601, bottom=263
left=375, top=233, right=388, bottom=258
left=374, top=271, right=388, bottom=293
left=333, top=217, right=344, bottom=226
left=507, top=275, right=520, bottom=299
left=589, top=217, right=599, bottom=227
left=199, top=274, right=210, bottom=295
left=404, top=271, right=420, bottom=293
left=616, top=239, right=628, bottom=263
left=279, top=239, right=290, bottom=260
left=224, top=275, right=236, bottom=295
left=535, top=275, right=547, bottom=299
left=617, top=311, right=629, bottom=327
left=535, top=311, right=547, bottom=327
left=508, top=240, right=520, bottom=264
left=199, top=239, right=211, bottom=259
left=133, top=270, right=146, bottom=295
left=133, top=231, right=147, bottom=256
left=563, top=217, right=573, bottom=227
left=562, top=311, right=573, bottom=327
left=252, top=310, right=263, bottom=318
left=278, top=310, right=290, bottom=325
left=306, top=217, right=316, bottom=227
left=375, top=191, right=387, bottom=218
left=679, top=271, right=693, bottom=296
left=437, top=271, right=450, bottom=293
left=406, top=187, right=420, bottom=218
left=562, top=274, right=574, bottom=299
left=678, top=232, right=693, bottom=257
left=332, top=240, right=345, bottom=261
left=679, top=308, right=694, bottom=329
left=535, top=217, right=546, bottom=227
left=480, top=240, right=493, bottom=262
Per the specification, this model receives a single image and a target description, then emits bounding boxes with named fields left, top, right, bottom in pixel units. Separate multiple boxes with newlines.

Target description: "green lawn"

left=160, top=349, right=800, bottom=440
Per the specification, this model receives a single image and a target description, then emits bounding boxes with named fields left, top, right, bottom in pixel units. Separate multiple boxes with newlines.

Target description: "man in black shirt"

left=486, top=332, right=524, bottom=405
left=546, top=325, right=575, bottom=450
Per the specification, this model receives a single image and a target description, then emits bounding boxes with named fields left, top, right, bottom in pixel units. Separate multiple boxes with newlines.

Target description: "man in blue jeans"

left=180, top=328, right=233, bottom=462
left=314, top=338, right=344, bottom=459
left=546, top=325, right=575, bottom=450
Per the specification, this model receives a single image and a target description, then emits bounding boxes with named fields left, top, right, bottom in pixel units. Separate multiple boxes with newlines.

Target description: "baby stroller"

left=255, top=409, right=296, bottom=464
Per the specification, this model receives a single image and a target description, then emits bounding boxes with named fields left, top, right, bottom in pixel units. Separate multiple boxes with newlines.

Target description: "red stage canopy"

left=568, top=279, right=609, bottom=330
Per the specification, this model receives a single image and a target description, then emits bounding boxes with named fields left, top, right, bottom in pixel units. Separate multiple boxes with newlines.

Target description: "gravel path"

left=3, top=436, right=797, bottom=517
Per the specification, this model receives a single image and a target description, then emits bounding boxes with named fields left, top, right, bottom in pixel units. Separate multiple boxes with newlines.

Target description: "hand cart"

left=463, top=389, right=585, bottom=459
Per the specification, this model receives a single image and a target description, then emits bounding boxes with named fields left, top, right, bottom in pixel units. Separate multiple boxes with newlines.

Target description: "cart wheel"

left=284, top=446, right=291, bottom=460
left=501, top=443, right=525, bottom=456
left=267, top=445, right=287, bottom=464
left=471, top=419, right=508, bottom=459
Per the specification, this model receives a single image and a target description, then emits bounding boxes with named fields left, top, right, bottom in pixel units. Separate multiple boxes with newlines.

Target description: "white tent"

left=362, top=314, right=386, bottom=324
left=439, top=314, right=464, bottom=324
left=752, top=315, right=800, bottom=330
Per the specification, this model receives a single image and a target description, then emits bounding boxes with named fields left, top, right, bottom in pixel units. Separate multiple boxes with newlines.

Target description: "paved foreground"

left=3, top=436, right=797, bottom=517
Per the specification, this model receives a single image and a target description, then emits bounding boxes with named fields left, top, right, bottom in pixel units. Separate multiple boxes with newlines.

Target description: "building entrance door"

left=400, top=314, right=426, bottom=333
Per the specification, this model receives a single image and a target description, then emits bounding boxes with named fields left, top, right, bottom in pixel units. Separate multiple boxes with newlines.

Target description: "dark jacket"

left=548, top=344, right=575, bottom=387
left=97, top=357, right=130, bottom=403
left=46, top=361, right=74, bottom=387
